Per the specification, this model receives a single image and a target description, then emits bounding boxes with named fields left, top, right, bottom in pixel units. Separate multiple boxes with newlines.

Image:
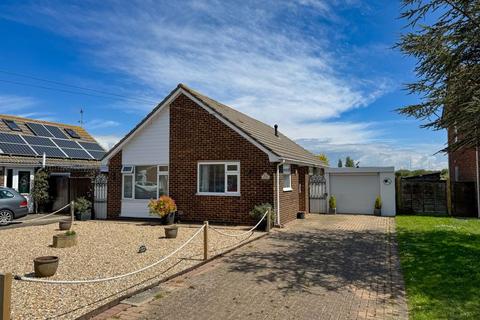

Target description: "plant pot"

left=59, top=220, right=72, bottom=230
left=34, top=256, right=59, bottom=277
left=297, top=211, right=306, bottom=219
left=53, top=233, right=77, bottom=248
left=165, top=226, right=178, bottom=238
left=329, top=208, right=337, bottom=214
left=161, top=212, right=175, bottom=225
left=374, top=208, right=382, bottom=216
left=75, top=210, right=91, bottom=221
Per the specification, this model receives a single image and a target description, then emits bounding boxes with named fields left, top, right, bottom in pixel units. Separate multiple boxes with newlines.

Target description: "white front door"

left=4, top=167, right=34, bottom=195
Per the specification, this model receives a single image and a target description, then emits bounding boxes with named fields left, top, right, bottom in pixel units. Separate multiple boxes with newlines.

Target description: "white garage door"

left=329, top=174, right=379, bottom=214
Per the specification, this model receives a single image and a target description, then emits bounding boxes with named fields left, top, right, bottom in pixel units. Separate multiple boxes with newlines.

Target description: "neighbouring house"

left=102, top=84, right=326, bottom=225
left=448, top=128, right=480, bottom=217
left=0, top=115, right=105, bottom=211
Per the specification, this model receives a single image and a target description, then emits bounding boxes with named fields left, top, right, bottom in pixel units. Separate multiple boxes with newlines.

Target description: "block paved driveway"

left=97, top=214, right=408, bottom=320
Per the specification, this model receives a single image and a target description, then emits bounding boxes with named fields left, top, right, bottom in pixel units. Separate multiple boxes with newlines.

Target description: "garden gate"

left=92, top=174, right=108, bottom=219
left=309, top=175, right=327, bottom=213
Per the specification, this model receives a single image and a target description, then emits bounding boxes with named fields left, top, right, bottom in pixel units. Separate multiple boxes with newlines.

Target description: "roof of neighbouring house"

left=103, top=84, right=326, bottom=167
left=0, top=114, right=104, bottom=168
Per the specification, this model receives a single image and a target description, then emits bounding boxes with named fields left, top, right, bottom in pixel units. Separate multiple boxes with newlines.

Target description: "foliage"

left=395, top=168, right=449, bottom=180
left=337, top=159, right=343, bottom=167
left=249, top=203, right=275, bottom=223
left=31, top=169, right=49, bottom=213
left=397, top=0, right=480, bottom=152
left=345, top=156, right=355, bottom=167
left=374, top=196, right=382, bottom=209
left=149, top=195, right=177, bottom=218
left=396, top=216, right=480, bottom=319
left=317, top=153, right=329, bottom=166
left=74, top=197, right=92, bottom=214
left=328, top=196, right=336, bottom=209
left=65, top=230, right=76, bottom=236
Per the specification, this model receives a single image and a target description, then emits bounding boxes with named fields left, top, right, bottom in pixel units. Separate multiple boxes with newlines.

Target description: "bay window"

left=198, top=162, right=240, bottom=195
left=122, top=165, right=169, bottom=200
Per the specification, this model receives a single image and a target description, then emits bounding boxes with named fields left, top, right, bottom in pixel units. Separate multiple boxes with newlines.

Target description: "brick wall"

left=274, top=164, right=302, bottom=224
left=448, top=128, right=479, bottom=182
left=107, top=151, right=122, bottom=218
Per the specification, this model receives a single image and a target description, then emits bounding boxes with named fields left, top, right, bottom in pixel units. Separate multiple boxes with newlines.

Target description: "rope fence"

left=1, top=209, right=271, bottom=319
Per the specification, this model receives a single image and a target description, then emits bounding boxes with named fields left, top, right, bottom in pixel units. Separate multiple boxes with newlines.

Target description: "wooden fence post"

left=70, top=200, right=75, bottom=222
left=266, top=209, right=271, bottom=233
left=203, top=221, right=208, bottom=261
left=0, top=273, right=12, bottom=320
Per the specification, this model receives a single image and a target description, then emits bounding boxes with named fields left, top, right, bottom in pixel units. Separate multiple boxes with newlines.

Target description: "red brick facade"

left=106, top=94, right=309, bottom=225
left=448, top=129, right=479, bottom=182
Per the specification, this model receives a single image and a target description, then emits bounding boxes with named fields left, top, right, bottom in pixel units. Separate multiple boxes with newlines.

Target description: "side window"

left=0, top=190, right=14, bottom=199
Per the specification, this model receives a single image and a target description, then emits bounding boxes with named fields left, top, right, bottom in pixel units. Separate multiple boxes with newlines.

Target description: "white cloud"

left=86, top=119, right=120, bottom=130
left=93, top=135, right=121, bottom=150
left=0, top=94, right=37, bottom=112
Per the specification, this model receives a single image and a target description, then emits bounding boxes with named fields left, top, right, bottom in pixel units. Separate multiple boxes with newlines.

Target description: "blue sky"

left=0, top=0, right=447, bottom=169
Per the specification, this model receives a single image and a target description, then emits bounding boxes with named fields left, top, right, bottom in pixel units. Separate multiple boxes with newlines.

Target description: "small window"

left=3, top=119, right=21, bottom=131
left=0, top=190, right=14, bottom=199
left=123, top=175, right=133, bottom=199
left=158, top=165, right=169, bottom=172
left=121, top=165, right=134, bottom=174
left=64, top=128, right=80, bottom=139
left=282, top=164, right=292, bottom=191
left=198, top=162, right=240, bottom=195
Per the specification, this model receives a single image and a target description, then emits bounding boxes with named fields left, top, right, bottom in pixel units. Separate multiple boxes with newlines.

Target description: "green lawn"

left=396, top=216, right=480, bottom=320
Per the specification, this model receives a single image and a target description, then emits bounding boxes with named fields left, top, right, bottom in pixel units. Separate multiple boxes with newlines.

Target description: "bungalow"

left=102, top=84, right=326, bottom=225
left=0, top=115, right=105, bottom=211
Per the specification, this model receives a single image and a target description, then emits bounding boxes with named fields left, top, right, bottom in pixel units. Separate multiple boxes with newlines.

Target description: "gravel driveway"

left=0, top=220, right=263, bottom=319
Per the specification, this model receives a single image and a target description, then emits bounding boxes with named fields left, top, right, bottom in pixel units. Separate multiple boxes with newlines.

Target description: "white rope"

left=16, top=225, right=205, bottom=284
left=209, top=210, right=269, bottom=238
left=9, top=203, right=71, bottom=225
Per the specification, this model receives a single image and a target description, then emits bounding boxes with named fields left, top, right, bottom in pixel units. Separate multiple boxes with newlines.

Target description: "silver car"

left=0, top=187, right=29, bottom=225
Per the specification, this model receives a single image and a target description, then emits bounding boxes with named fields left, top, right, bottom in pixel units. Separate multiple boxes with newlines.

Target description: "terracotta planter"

left=59, top=220, right=72, bottom=230
left=53, top=234, right=77, bottom=248
left=297, top=211, right=306, bottom=219
left=165, top=226, right=178, bottom=238
left=34, top=256, right=59, bottom=277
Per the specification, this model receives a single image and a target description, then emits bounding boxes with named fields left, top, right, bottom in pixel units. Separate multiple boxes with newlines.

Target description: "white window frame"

left=121, top=165, right=134, bottom=174
left=282, top=164, right=292, bottom=192
left=121, top=165, right=169, bottom=200
left=122, top=173, right=134, bottom=200
left=157, top=165, right=169, bottom=197
left=197, top=161, right=240, bottom=196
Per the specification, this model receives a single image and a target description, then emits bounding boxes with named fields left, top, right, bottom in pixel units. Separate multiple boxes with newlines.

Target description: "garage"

left=325, top=167, right=396, bottom=216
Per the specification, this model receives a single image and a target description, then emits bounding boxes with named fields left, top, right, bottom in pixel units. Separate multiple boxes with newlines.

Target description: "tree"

left=317, top=153, right=329, bottom=166
left=345, top=156, right=355, bottom=167
left=397, top=0, right=480, bottom=152
left=31, top=169, right=49, bottom=213
left=338, top=159, right=343, bottom=167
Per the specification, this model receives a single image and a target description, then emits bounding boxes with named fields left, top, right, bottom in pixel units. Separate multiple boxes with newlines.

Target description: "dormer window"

left=3, top=119, right=21, bottom=131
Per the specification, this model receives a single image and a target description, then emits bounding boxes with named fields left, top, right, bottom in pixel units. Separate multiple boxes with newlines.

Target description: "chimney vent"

left=274, top=124, right=278, bottom=137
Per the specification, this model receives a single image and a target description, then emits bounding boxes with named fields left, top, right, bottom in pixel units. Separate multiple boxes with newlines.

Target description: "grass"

left=396, top=215, right=480, bottom=320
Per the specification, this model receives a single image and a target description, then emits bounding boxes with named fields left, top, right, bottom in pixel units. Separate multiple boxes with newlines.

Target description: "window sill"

left=283, top=188, right=293, bottom=192
left=196, top=192, right=241, bottom=197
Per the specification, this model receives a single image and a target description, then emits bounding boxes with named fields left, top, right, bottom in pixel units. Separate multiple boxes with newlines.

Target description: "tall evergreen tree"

left=338, top=159, right=343, bottom=167
left=31, top=169, right=49, bottom=213
left=397, top=0, right=480, bottom=152
left=345, top=156, right=355, bottom=167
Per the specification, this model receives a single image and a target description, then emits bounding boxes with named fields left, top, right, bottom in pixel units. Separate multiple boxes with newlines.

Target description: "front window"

left=283, top=164, right=292, bottom=191
left=122, top=165, right=169, bottom=199
left=198, top=162, right=240, bottom=195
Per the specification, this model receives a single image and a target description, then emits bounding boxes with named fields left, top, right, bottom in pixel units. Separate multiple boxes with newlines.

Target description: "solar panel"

left=88, top=150, right=106, bottom=160
left=44, top=125, right=68, bottom=139
left=2, top=119, right=22, bottom=131
left=64, top=128, right=80, bottom=139
left=53, top=138, right=81, bottom=149
left=62, top=148, right=93, bottom=159
left=0, top=132, right=25, bottom=144
left=0, top=142, right=36, bottom=156
left=23, top=135, right=56, bottom=147
left=31, top=145, right=65, bottom=158
left=78, top=141, right=105, bottom=151
left=26, top=122, right=53, bottom=137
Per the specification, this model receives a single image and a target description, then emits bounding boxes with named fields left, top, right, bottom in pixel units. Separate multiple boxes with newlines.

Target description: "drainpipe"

left=276, top=160, right=285, bottom=226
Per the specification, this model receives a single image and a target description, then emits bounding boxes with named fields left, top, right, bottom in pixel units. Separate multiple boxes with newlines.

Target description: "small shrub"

left=74, top=197, right=92, bottom=214
left=329, top=196, right=336, bottom=209
left=149, top=196, right=177, bottom=218
left=249, top=203, right=275, bottom=223
left=375, top=196, right=382, bottom=209
left=65, top=230, right=76, bottom=236
left=31, top=169, right=50, bottom=213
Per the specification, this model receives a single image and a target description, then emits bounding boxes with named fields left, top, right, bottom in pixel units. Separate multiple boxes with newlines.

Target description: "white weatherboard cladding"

left=122, top=106, right=169, bottom=165
left=329, top=173, right=380, bottom=215
left=120, top=106, right=169, bottom=219
left=379, top=172, right=396, bottom=216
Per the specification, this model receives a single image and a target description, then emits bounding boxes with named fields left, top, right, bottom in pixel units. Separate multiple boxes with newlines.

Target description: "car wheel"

left=0, top=209, right=13, bottom=225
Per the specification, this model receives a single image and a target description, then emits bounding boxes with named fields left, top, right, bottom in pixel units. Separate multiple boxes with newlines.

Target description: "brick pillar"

left=107, top=151, right=122, bottom=218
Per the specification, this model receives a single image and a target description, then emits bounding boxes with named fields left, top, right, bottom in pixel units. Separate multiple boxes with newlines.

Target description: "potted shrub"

left=374, top=196, right=382, bottom=216
left=329, top=196, right=337, bottom=214
left=59, top=219, right=72, bottom=231
left=164, top=226, right=178, bottom=238
left=74, top=197, right=92, bottom=221
left=34, top=256, right=59, bottom=277
left=53, top=230, right=77, bottom=248
left=249, top=203, right=274, bottom=231
left=149, top=196, right=177, bottom=225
